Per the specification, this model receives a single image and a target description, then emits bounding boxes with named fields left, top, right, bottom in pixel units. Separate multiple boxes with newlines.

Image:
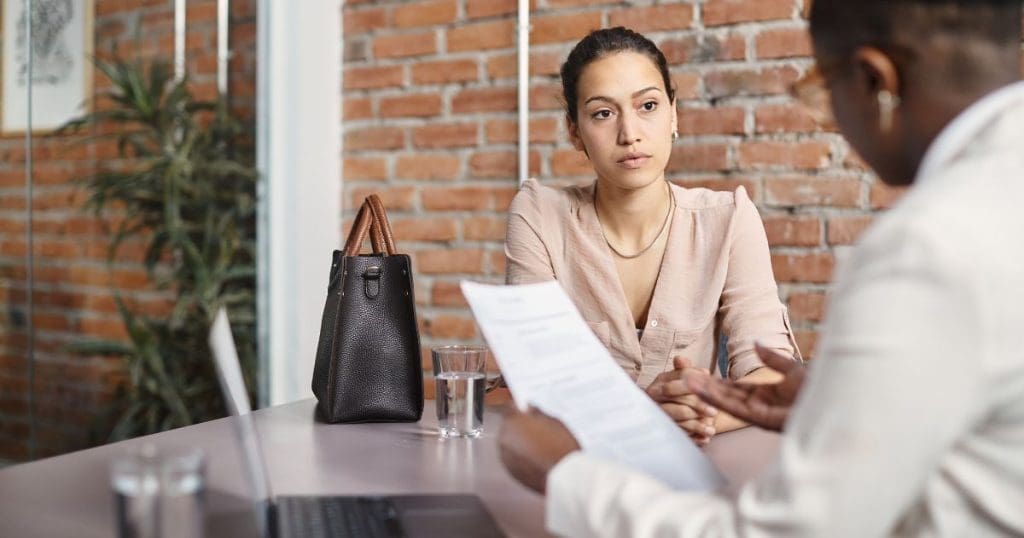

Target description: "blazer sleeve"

left=718, top=187, right=801, bottom=379
left=505, top=180, right=557, bottom=285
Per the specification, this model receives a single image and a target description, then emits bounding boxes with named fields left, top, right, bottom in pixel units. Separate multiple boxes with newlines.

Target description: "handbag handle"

left=365, top=195, right=397, bottom=256
left=342, top=200, right=385, bottom=256
left=364, top=194, right=395, bottom=256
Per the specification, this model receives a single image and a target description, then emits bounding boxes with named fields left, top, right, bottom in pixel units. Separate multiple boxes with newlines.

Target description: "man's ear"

left=850, top=46, right=901, bottom=100
left=566, top=114, right=586, bottom=153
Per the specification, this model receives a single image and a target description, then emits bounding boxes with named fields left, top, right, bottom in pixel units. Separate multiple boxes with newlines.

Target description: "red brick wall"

left=0, top=0, right=257, bottom=461
left=341, top=0, right=906, bottom=385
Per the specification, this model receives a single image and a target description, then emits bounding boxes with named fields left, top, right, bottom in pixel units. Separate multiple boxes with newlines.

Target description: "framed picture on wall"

left=1, top=0, right=93, bottom=134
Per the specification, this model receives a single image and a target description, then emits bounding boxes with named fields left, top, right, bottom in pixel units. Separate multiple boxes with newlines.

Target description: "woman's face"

left=569, top=51, right=677, bottom=192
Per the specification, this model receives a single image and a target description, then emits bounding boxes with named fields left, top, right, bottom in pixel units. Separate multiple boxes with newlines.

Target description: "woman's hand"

left=645, top=357, right=719, bottom=446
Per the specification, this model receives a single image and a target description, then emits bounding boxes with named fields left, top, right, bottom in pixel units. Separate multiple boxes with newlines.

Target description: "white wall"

left=257, top=0, right=343, bottom=405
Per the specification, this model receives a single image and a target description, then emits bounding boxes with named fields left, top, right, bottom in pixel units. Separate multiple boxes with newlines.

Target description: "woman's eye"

left=592, top=109, right=612, bottom=120
left=641, top=101, right=658, bottom=112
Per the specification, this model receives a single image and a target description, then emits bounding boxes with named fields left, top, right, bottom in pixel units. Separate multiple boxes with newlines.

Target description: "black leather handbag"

left=311, top=194, right=424, bottom=423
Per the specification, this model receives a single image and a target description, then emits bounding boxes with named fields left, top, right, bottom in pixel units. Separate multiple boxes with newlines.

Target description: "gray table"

left=0, top=399, right=780, bottom=537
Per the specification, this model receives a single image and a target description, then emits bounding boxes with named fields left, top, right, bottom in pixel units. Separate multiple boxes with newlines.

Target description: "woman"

left=505, top=27, right=800, bottom=444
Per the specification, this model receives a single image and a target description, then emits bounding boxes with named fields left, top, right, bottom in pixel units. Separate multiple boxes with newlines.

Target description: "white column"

left=256, top=0, right=343, bottom=405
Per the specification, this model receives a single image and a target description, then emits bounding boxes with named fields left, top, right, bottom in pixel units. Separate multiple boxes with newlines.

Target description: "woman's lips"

left=617, top=154, right=651, bottom=169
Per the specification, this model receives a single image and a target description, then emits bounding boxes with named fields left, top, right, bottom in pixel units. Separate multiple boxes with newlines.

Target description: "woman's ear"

left=670, top=97, right=678, bottom=138
left=566, top=114, right=586, bottom=153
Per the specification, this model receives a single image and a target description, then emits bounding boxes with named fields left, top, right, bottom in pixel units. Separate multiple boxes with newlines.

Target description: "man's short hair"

left=810, top=0, right=1023, bottom=59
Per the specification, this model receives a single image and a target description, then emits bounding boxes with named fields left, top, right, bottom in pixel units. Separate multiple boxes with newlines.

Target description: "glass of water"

left=110, top=444, right=206, bottom=538
left=432, top=345, right=489, bottom=439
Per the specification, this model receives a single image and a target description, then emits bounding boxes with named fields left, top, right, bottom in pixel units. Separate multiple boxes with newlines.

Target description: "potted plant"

left=61, top=53, right=258, bottom=441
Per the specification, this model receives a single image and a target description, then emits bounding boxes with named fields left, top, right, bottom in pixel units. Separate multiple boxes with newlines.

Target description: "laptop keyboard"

left=276, top=496, right=406, bottom=538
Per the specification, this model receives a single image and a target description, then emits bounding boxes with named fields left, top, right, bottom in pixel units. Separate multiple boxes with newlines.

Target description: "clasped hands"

left=498, top=344, right=805, bottom=494
left=645, top=356, right=719, bottom=446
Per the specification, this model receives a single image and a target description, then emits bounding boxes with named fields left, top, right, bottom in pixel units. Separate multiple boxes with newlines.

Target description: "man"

left=498, top=0, right=1024, bottom=535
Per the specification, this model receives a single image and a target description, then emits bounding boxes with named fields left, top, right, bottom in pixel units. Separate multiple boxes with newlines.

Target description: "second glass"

left=432, top=345, right=488, bottom=438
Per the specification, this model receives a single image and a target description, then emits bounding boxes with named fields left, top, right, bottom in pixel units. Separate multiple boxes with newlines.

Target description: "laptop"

left=208, top=308, right=506, bottom=538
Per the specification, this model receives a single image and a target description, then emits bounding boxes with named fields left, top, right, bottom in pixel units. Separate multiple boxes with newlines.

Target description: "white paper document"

left=460, top=280, right=725, bottom=491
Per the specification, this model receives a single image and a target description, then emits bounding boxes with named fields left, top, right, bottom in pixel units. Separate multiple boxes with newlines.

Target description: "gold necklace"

left=597, top=181, right=673, bottom=260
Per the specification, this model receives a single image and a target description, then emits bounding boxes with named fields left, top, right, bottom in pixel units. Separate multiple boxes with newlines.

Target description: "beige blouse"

left=505, top=178, right=800, bottom=387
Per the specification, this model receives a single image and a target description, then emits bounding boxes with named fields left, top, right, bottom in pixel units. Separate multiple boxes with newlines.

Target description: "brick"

left=870, top=182, right=908, bottom=209
left=344, top=65, right=403, bottom=90
left=547, top=0, right=617, bottom=6
left=765, top=177, right=862, bottom=208
left=394, top=0, right=457, bottom=28
left=487, top=51, right=561, bottom=79
left=432, top=281, right=469, bottom=307
left=345, top=39, right=369, bottom=62
left=452, top=87, right=517, bottom=114
left=464, top=217, right=507, bottom=241
left=551, top=149, right=593, bottom=177
left=530, top=12, right=602, bottom=45
left=678, top=106, right=745, bottom=136
left=661, top=34, right=746, bottom=65
left=344, top=7, right=388, bottom=33
left=425, top=314, right=478, bottom=339
left=755, top=104, right=818, bottom=134
left=763, top=215, right=821, bottom=247
left=350, top=186, right=417, bottom=211
left=373, top=31, right=436, bottom=59
left=738, top=141, right=832, bottom=170
left=391, top=218, right=458, bottom=242
left=795, top=331, right=818, bottom=360
left=827, top=215, right=874, bottom=245
left=530, top=52, right=563, bottom=77
left=705, top=66, right=800, bottom=98
left=486, top=117, right=559, bottom=144
left=411, top=59, right=478, bottom=84
left=469, top=151, right=540, bottom=179
left=466, top=0, right=525, bottom=19
left=379, top=94, right=443, bottom=118
left=673, top=72, right=702, bottom=100
left=703, top=0, right=795, bottom=27
left=529, top=84, right=563, bottom=111
left=422, top=187, right=495, bottom=210
left=667, top=144, right=730, bottom=172
left=78, top=317, right=130, bottom=340
left=489, top=250, right=507, bottom=275
left=771, top=252, right=835, bottom=283
left=756, top=27, right=813, bottom=59
left=447, top=20, right=515, bottom=52
left=346, top=154, right=389, bottom=180
left=788, top=292, right=827, bottom=323
left=343, top=97, right=374, bottom=121
left=344, top=127, right=404, bottom=151
left=412, top=123, right=478, bottom=148
left=417, top=249, right=485, bottom=274
left=395, top=154, right=461, bottom=181
left=609, top=4, right=694, bottom=33
left=487, top=54, right=517, bottom=80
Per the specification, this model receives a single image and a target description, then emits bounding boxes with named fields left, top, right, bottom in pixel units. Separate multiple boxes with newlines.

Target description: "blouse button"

left=650, top=319, right=658, bottom=327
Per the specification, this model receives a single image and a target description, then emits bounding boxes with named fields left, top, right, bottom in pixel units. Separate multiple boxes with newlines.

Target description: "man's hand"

left=498, top=408, right=581, bottom=494
left=685, top=343, right=805, bottom=432
left=646, top=357, right=718, bottom=446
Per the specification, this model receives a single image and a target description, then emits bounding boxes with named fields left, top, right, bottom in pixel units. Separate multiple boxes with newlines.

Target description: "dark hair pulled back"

left=560, top=27, right=675, bottom=123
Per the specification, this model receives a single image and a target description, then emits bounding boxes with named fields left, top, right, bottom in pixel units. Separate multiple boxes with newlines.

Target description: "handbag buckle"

left=363, top=266, right=382, bottom=299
